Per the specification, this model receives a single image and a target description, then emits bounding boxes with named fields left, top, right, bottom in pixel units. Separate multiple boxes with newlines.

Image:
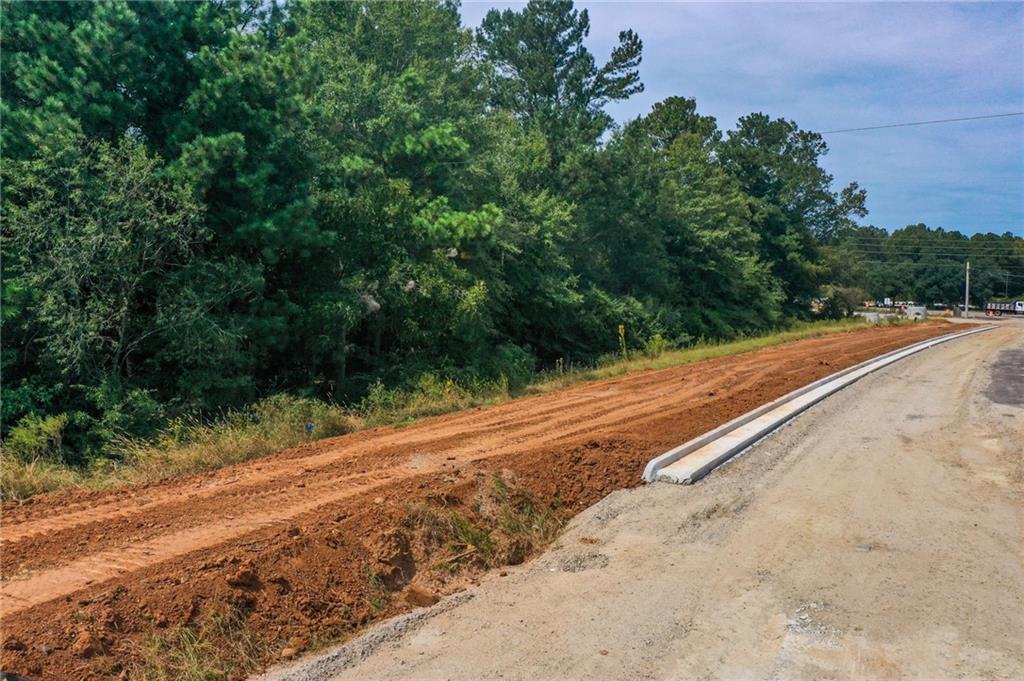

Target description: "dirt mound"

left=0, top=323, right=956, bottom=679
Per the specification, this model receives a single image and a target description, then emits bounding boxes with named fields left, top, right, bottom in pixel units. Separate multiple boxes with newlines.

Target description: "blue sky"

left=461, top=1, right=1024, bottom=236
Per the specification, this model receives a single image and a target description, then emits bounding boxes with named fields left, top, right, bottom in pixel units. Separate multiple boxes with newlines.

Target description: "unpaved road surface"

left=0, top=323, right=962, bottom=678
left=265, top=324, right=1023, bottom=681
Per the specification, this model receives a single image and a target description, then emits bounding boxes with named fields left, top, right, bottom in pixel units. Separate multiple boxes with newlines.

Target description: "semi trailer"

left=985, top=300, right=1024, bottom=316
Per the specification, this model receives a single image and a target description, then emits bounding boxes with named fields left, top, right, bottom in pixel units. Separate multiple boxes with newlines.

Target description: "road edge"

left=643, top=324, right=996, bottom=484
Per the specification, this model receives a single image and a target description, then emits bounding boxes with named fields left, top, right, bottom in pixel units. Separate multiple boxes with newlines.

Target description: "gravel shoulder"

left=265, top=324, right=1024, bottom=681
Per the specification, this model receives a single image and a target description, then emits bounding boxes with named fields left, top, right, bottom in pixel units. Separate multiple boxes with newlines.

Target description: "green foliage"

left=3, top=413, right=69, bottom=463
left=718, top=113, right=867, bottom=315
left=477, top=0, right=642, bottom=177
left=818, top=285, right=867, bottom=320
left=825, top=224, right=1023, bottom=306
left=3, top=0, right=1015, bottom=490
left=643, top=334, right=673, bottom=359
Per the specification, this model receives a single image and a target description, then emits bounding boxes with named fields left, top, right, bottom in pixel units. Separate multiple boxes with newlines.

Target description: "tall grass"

left=527, top=317, right=871, bottom=393
left=1, top=317, right=922, bottom=501
left=114, top=395, right=361, bottom=485
left=0, top=396, right=361, bottom=501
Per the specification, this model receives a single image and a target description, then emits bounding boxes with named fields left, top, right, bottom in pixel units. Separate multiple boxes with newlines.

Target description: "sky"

left=460, top=1, right=1024, bottom=237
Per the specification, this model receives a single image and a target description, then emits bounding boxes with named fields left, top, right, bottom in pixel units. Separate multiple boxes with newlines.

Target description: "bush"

left=642, top=333, right=673, bottom=358
left=3, top=413, right=69, bottom=463
left=818, top=285, right=867, bottom=319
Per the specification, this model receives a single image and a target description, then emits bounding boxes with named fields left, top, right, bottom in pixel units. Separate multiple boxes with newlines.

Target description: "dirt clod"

left=71, top=630, right=102, bottom=658
left=404, top=585, right=439, bottom=608
left=226, top=567, right=261, bottom=589
left=2, top=638, right=27, bottom=652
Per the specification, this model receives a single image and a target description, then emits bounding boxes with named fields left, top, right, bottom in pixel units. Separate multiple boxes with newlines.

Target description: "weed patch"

left=127, top=606, right=263, bottom=681
left=406, top=475, right=564, bottom=572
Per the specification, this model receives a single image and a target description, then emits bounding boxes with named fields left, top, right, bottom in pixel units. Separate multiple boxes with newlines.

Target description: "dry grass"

left=2, top=318, right=922, bottom=502
left=126, top=606, right=263, bottom=681
left=527, top=317, right=878, bottom=393
left=407, top=475, right=563, bottom=571
left=0, top=454, right=83, bottom=501
left=115, top=396, right=361, bottom=486
left=0, top=395, right=361, bottom=502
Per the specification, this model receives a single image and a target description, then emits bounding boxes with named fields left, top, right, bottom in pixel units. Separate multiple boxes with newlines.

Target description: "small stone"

left=599, top=649, right=609, bottom=656
left=280, top=647, right=299, bottom=659
left=373, top=497, right=384, bottom=504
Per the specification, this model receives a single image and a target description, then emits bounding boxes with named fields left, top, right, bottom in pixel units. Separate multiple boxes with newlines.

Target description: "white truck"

left=985, top=300, right=1024, bottom=316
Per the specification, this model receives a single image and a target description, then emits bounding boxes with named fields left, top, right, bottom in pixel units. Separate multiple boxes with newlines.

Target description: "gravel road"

left=265, top=324, right=1023, bottom=681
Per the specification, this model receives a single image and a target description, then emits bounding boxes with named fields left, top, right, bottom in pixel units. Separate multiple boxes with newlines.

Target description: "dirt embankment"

left=0, top=323, right=956, bottom=679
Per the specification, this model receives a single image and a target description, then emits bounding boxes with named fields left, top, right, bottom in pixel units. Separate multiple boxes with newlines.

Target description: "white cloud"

left=460, top=1, right=1024, bottom=234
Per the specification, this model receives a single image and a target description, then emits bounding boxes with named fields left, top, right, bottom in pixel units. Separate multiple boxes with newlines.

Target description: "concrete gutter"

left=643, top=324, right=996, bottom=485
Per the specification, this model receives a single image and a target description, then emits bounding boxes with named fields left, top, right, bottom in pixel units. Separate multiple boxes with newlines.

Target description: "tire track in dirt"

left=0, top=358, right=750, bottom=579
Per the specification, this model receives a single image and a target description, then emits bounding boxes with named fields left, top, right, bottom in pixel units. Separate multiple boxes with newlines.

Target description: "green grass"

left=2, top=317, right=927, bottom=502
left=526, top=317, right=871, bottom=393
left=406, top=475, right=563, bottom=571
left=125, top=607, right=264, bottom=681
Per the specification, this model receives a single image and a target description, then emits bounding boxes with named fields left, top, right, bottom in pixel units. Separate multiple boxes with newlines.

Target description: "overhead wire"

left=820, top=112, right=1024, bottom=134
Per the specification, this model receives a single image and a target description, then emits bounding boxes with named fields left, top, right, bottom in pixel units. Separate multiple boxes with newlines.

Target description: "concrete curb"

left=642, top=324, right=996, bottom=485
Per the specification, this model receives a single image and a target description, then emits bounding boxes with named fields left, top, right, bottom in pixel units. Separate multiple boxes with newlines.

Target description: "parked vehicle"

left=985, top=300, right=1024, bottom=316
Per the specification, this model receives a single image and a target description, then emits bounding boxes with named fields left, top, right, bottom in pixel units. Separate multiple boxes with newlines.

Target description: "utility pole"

left=963, top=260, right=970, bottom=318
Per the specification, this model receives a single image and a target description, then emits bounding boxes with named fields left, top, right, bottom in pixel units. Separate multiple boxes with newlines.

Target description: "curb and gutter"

left=643, top=324, right=996, bottom=485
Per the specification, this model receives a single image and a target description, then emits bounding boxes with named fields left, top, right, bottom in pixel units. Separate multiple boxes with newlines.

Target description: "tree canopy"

left=2, top=0, right=1020, bottom=465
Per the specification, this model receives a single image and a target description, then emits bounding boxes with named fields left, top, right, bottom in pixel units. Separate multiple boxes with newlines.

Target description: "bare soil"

left=0, top=322, right=956, bottom=679
left=276, top=324, right=1022, bottom=681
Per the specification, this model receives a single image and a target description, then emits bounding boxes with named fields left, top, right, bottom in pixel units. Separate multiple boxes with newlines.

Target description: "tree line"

left=2, top=0, right=1021, bottom=465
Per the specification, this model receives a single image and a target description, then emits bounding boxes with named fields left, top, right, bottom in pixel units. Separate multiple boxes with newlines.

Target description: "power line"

left=839, top=246, right=1015, bottom=254
left=851, top=259, right=1024, bottom=272
left=820, top=112, right=1024, bottom=134
left=839, top=237, right=1023, bottom=244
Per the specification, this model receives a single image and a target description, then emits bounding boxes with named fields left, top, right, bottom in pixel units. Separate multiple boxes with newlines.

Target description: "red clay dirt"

left=0, top=323, right=957, bottom=679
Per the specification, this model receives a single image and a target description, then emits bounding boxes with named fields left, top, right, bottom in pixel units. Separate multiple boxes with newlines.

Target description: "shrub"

left=3, top=413, right=69, bottom=463
left=642, top=333, right=673, bottom=358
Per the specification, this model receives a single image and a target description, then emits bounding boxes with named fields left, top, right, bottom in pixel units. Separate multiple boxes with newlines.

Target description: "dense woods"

left=3, top=0, right=1022, bottom=467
